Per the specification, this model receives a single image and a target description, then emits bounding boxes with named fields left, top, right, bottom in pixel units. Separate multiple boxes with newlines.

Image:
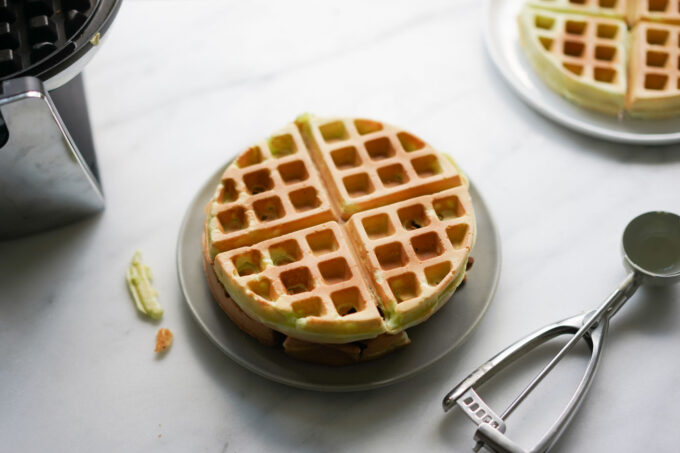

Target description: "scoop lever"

left=443, top=310, right=608, bottom=453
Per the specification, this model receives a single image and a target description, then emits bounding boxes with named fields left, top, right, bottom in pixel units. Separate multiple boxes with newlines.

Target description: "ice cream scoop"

left=442, top=211, right=680, bottom=453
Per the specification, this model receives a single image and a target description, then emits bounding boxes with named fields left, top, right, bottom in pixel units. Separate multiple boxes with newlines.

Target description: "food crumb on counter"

left=126, top=251, right=164, bottom=320
left=155, top=328, right=173, bottom=353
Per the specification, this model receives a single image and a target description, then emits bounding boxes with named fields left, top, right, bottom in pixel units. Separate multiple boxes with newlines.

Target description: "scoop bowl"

left=622, top=211, right=680, bottom=286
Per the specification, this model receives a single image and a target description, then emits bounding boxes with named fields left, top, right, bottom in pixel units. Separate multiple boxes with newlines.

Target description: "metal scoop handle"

left=443, top=273, right=641, bottom=453
left=443, top=310, right=607, bottom=453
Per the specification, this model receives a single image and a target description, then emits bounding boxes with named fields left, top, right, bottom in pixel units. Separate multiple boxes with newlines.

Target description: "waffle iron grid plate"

left=0, top=0, right=120, bottom=84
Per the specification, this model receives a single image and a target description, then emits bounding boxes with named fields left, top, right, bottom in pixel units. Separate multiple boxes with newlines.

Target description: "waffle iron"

left=0, top=0, right=121, bottom=239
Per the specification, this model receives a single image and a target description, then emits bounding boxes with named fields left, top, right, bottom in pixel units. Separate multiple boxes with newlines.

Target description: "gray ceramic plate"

left=486, top=0, right=680, bottom=145
left=177, top=163, right=501, bottom=391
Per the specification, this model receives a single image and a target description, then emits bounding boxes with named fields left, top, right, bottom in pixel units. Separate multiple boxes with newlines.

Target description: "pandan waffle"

left=203, top=115, right=475, bottom=365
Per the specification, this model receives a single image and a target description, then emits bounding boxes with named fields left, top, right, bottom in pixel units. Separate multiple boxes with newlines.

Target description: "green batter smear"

left=126, top=251, right=163, bottom=320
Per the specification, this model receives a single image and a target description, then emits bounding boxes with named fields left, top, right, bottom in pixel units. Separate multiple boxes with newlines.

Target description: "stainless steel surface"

left=623, top=212, right=680, bottom=285
left=443, top=211, right=680, bottom=452
left=474, top=424, right=527, bottom=453
left=177, top=162, right=501, bottom=391
left=43, top=38, right=104, bottom=91
left=42, top=25, right=116, bottom=91
left=0, top=77, right=104, bottom=239
left=16, top=0, right=122, bottom=91
left=456, top=388, right=506, bottom=433
left=443, top=311, right=608, bottom=453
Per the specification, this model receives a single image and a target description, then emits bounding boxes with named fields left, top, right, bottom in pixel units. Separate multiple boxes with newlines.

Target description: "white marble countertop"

left=2, top=1, right=679, bottom=451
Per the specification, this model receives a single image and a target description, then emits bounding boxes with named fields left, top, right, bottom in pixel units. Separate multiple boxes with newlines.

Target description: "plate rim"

left=483, top=0, right=680, bottom=145
left=176, top=161, right=502, bottom=392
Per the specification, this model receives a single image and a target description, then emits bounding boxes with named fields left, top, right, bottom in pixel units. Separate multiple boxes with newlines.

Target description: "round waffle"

left=203, top=115, right=475, bottom=362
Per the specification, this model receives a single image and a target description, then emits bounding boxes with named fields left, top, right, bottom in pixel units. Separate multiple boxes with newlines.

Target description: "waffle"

left=213, top=221, right=386, bottom=343
left=346, top=186, right=475, bottom=331
left=203, top=116, right=475, bottom=360
left=519, top=0, right=680, bottom=117
left=627, top=21, right=680, bottom=117
left=282, top=332, right=411, bottom=365
left=629, top=0, right=680, bottom=25
left=202, top=234, right=412, bottom=364
left=296, top=114, right=462, bottom=219
left=526, top=0, right=628, bottom=20
left=518, top=5, right=629, bottom=115
left=205, top=122, right=334, bottom=258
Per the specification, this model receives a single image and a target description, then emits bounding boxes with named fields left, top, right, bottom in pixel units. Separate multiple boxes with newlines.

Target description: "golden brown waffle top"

left=632, top=1, right=680, bottom=24
left=629, top=21, right=680, bottom=100
left=527, top=0, right=680, bottom=23
left=522, top=0, right=680, bottom=117
left=528, top=0, right=628, bottom=18
left=204, top=116, right=475, bottom=344
left=527, top=0, right=680, bottom=30
left=297, top=116, right=462, bottom=219
left=527, top=8, right=627, bottom=87
left=346, top=186, right=475, bottom=331
left=206, top=123, right=334, bottom=256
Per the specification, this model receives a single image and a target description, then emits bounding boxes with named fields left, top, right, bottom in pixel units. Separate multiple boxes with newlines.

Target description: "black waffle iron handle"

left=0, top=76, right=104, bottom=239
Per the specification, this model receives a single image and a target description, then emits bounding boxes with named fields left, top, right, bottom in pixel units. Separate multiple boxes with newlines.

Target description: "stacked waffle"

left=520, top=0, right=680, bottom=117
left=203, top=115, right=475, bottom=365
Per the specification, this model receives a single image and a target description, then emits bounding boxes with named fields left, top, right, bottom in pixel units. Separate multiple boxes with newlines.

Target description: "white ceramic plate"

left=485, top=0, right=680, bottom=145
left=177, top=162, right=501, bottom=391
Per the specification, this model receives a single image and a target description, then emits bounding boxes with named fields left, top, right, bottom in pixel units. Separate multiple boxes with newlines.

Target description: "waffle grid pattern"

left=631, top=21, right=680, bottom=96
left=208, top=124, right=333, bottom=255
left=346, top=186, right=474, bottom=327
left=524, top=0, right=680, bottom=116
left=300, top=117, right=461, bottom=218
left=207, top=116, right=475, bottom=343
left=634, top=0, right=680, bottom=24
left=527, top=0, right=627, bottom=18
left=215, top=221, right=383, bottom=339
left=527, top=8, right=627, bottom=88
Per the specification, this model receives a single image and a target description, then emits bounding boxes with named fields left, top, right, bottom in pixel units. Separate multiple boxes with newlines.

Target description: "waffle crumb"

left=154, top=328, right=173, bottom=353
left=466, top=257, right=475, bottom=270
left=90, top=32, right=100, bottom=46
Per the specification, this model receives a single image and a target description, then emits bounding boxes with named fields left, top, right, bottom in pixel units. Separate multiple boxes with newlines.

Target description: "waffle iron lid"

left=0, top=0, right=121, bottom=83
